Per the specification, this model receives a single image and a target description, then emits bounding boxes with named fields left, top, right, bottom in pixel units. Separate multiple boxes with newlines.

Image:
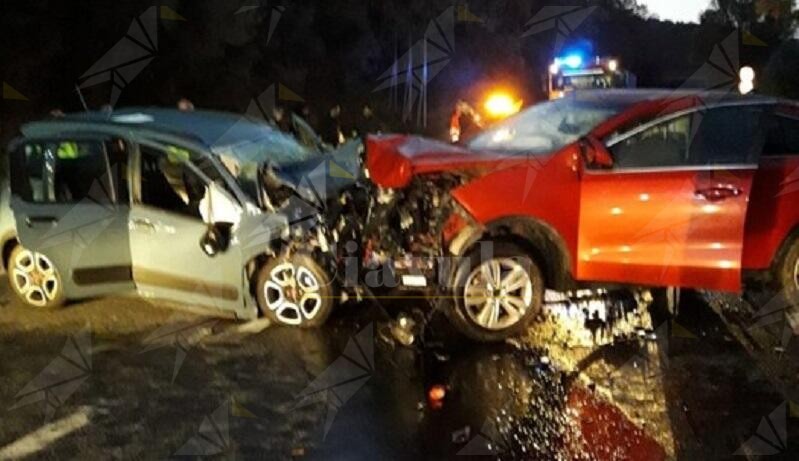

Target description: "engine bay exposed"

left=362, top=174, right=465, bottom=271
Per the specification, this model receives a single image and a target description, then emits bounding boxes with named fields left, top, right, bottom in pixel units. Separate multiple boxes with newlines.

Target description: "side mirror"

left=582, top=136, right=614, bottom=169
left=199, top=181, right=240, bottom=256
left=200, top=222, right=233, bottom=257
left=200, top=180, right=242, bottom=226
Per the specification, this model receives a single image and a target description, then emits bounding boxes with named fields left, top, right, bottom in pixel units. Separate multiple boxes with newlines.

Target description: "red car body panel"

left=578, top=166, right=755, bottom=291
left=365, top=135, right=529, bottom=188
left=743, top=156, right=799, bottom=269
left=740, top=103, right=799, bottom=270
left=450, top=146, right=583, bottom=271
left=365, top=95, right=799, bottom=293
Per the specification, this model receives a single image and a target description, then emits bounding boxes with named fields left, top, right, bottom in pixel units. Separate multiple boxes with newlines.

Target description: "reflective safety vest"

left=56, top=142, right=79, bottom=159
left=166, top=145, right=191, bottom=163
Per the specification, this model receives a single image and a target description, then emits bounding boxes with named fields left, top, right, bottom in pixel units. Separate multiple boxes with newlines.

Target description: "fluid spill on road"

left=411, top=339, right=665, bottom=460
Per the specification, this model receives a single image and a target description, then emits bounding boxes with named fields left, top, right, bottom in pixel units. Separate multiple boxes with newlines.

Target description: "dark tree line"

left=2, top=0, right=798, bottom=148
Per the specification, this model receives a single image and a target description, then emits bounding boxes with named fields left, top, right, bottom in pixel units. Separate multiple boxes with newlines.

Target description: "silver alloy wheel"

left=463, top=258, right=534, bottom=331
left=11, top=249, right=60, bottom=307
left=263, top=262, right=323, bottom=325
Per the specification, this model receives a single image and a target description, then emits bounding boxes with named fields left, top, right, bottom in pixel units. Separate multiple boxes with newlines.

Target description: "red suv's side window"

left=763, top=113, right=799, bottom=156
left=688, top=107, right=764, bottom=165
left=609, top=106, right=765, bottom=169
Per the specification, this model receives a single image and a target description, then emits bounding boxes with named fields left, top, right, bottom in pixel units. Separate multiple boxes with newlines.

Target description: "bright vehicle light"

left=608, top=59, right=619, bottom=72
left=562, top=54, right=583, bottom=69
left=739, top=66, right=755, bottom=95
left=739, top=66, right=755, bottom=83
left=549, top=63, right=560, bottom=75
left=484, top=92, right=522, bottom=119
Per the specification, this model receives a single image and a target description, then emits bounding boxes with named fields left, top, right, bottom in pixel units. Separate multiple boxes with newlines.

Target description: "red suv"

left=365, top=90, right=799, bottom=341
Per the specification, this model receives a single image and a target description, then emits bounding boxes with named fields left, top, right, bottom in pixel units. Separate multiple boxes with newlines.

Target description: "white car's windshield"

left=225, top=133, right=318, bottom=166
left=213, top=131, right=321, bottom=203
left=468, top=96, right=626, bottom=154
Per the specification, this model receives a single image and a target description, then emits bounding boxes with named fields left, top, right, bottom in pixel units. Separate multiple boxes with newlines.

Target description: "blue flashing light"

left=562, top=54, right=584, bottom=69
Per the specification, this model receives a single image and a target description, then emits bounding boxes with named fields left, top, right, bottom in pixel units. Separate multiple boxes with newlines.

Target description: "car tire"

left=650, top=287, right=680, bottom=319
left=7, top=245, right=66, bottom=309
left=446, top=241, right=544, bottom=342
left=255, top=252, right=336, bottom=328
left=648, top=287, right=680, bottom=340
left=774, top=237, right=799, bottom=306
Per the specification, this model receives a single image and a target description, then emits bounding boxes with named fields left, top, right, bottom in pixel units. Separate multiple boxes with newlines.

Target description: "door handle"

left=694, top=185, right=742, bottom=202
left=24, top=216, right=58, bottom=227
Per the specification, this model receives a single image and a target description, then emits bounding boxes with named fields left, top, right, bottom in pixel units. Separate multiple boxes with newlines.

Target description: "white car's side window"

left=11, top=139, right=119, bottom=205
left=138, top=145, right=207, bottom=220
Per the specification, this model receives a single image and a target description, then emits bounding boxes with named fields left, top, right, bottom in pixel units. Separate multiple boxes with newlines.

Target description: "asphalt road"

left=0, top=277, right=796, bottom=460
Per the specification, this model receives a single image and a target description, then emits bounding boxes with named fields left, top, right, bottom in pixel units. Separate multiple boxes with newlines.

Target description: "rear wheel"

left=255, top=253, right=336, bottom=328
left=648, top=287, right=680, bottom=339
left=774, top=237, right=799, bottom=305
left=447, top=242, right=544, bottom=342
left=650, top=287, right=681, bottom=318
left=8, top=245, right=65, bottom=309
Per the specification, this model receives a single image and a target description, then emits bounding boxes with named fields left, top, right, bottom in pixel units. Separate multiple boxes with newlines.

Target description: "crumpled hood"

left=270, top=139, right=362, bottom=202
left=366, top=135, right=529, bottom=189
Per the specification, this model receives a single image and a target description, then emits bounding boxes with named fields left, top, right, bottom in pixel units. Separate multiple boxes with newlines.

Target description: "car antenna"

left=75, top=84, right=89, bottom=112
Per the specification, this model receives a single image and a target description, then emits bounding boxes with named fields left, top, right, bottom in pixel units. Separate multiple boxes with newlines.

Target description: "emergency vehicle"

left=548, top=55, right=637, bottom=100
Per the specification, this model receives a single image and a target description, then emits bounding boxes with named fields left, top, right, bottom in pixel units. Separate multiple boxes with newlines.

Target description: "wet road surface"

left=0, top=277, right=796, bottom=460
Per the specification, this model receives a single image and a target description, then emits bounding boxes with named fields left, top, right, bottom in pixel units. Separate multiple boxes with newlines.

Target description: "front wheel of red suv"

left=446, top=242, right=544, bottom=342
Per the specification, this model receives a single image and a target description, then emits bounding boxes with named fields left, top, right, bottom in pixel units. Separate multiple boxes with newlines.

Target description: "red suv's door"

left=742, top=106, right=799, bottom=269
left=578, top=105, right=765, bottom=292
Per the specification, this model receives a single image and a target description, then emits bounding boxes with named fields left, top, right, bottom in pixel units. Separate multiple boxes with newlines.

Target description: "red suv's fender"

left=449, top=145, right=583, bottom=288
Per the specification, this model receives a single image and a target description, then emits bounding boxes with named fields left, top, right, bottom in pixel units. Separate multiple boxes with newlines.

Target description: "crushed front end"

left=361, top=135, right=488, bottom=292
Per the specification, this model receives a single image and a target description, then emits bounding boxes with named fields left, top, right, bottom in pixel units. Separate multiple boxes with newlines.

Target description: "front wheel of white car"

left=8, top=245, right=66, bottom=309
left=255, top=253, right=336, bottom=328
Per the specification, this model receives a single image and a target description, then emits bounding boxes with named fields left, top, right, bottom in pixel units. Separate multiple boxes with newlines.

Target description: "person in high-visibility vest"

left=449, top=100, right=483, bottom=144
left=166, top=145, right=191, bottom=163
left=56, top=141, right=79, bottom=159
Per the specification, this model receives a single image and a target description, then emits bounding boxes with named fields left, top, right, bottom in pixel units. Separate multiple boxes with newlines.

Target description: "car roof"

left=567, top=88, right=782, bottom=108
left=21, top=107, right=285, bottom=153
left=570, top=89, right=795, bottom=139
